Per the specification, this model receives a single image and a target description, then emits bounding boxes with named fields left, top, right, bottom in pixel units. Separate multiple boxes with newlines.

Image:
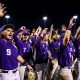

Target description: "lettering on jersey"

left=69, top=52, right=73, bottom=61
left=70, top=48, right=72, bottom=52
left=6, top=49, right=11, bottom=56
left=23, top=48, right=26, bottom=53
left=73, top=49, right=75, bottom=53
left=69, top=53, right=72, bottom=58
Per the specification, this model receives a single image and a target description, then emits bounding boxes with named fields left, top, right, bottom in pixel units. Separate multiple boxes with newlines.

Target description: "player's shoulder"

left=0, top=38, right=6, bottom=46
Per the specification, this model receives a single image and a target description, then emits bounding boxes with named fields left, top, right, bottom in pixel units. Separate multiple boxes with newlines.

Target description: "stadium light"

left=43, top=16, right=48, bottom=27
left=5, top=15, right=10, bottom=24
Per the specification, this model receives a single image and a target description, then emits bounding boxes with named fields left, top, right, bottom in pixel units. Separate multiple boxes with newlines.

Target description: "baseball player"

left=49, top=40, right=58, bottom=80
left=33, top=28, right=51, bottom=80
left=0, top=24, right=33, bottom=80
left=72, top=27, right=80, bottom=80
left=19, top=30, right=34, bottom=80
left=0, top=5, right=32, bottom=80
left=0, top=24, right=21, bottom=80
left=56, top=17, right=75, bottom=80
left=0, top=3, right=19, bottom=80
left=48, top=26, right=59, bottom=80
left=13, top=26, right=33, bottom=80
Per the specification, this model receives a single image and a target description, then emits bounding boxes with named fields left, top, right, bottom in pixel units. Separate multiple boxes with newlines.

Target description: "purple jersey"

left=72, top=38, right=80, bottom=58
left=13, top=28, right=33, bottom=61
left=13, top=29, right=25, bottom=56
left=21, top=41, right=33, bottom=61
left=0, top=38, right=18, bottom=70
left=34, top=37, right=48, bottom=64
left=57, top=36, right=75, bottom=68
left=30, top=36, right=36, bottom=45
left=49, top=41, right=57, bottom=59
left=14, top=38, right=33, bottom=63
left=56, top=33, right=65, bottom=52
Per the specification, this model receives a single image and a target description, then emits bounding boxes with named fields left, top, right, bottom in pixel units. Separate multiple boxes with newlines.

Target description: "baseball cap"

left=0, top=24, right=15, bottom=32
left=23, top=29, right=30, bottom=35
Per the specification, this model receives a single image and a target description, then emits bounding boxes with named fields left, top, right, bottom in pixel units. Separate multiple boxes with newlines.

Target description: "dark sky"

left=0, top=0, right=80, bottom=30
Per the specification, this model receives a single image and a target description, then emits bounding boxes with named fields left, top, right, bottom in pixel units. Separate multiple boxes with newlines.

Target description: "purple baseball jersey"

left=49, top=41, right=58, bottom=59
left=34, top=37, right=49, bottom=64
left=57, top=36, right=75, bottom=68
left=72, top=37, right=80, bottom=59
left=13, top=29, right=32, bottom=61
left=0, top=38, right=18, bottom=70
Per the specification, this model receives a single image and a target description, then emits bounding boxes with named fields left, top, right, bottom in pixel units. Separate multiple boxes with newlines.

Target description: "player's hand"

left=75, top=26, right=80, bottom=39
left=0, top=3, right=7, bottom=17
left=27, top=65, right=33, bottom=71
left=42, top=28, right=47, bottom=34
left=76, top=26, right=80, bottom=34
left=67, top=17, right=75, bottom=30
left=50, top=24, right=54, bottom=31
left=37, top=26, right=42, bottom=33
left=69, top=17, right=75, bottom=26
left=20, top=26, right=26, bottom=30
left=47, top=50, right=51, bottom=58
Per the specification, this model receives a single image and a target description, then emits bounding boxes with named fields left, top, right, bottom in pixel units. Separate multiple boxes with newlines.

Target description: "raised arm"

left=75, top=26, right=80, bottom=39
left=34, top=26, right=42, bottom=38
left=13, top=26, right=26, bottom=40
left=48, top=24, right=54, bottom=42
left=63, top=17, right=74, bottom=46
left=0, top=3, right=6, bottom=17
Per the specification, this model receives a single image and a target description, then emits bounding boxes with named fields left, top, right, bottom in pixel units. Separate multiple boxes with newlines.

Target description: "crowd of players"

left=0, top=3, right=80, bottom=80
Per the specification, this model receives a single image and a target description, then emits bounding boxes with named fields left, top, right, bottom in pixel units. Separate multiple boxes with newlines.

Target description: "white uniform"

left=0, top=68, right=20, bottom=80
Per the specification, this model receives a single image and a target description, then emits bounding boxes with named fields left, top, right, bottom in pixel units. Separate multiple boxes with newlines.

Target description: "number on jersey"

left=6, top=49, right=11, bottom=55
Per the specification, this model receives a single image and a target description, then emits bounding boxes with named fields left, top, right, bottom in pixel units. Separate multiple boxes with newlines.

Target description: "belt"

left=64, top=67, right=71, bottom=69
left=1, top=69, right=17, bottom=73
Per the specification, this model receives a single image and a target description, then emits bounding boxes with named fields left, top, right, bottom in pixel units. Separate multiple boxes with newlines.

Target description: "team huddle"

left=0, top=3, right=80, bottom=80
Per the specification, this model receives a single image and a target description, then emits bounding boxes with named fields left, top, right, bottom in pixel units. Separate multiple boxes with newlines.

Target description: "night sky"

left=0, top=0, right=80, bottom=30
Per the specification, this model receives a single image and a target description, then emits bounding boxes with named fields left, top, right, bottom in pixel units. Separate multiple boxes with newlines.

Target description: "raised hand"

left=20, top=26, right=26, bottom=30
left=69, top=17, right=75, bottom=26
left=0, top=3, right=6, bottom=17
left=75, top=26, right=80, bottom=38
left=67, top=17, right=75, bottom=30
left=27, top=65, right=33, bottom=71
left=50, top=24, right=54, bottom=31
left=37, top=26, right=42, bottom=34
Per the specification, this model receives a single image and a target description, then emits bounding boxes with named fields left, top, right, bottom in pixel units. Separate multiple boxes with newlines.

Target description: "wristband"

left=67, top=24, right=72, bottom=30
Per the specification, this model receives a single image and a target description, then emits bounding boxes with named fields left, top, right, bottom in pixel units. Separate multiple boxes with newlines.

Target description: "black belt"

left=1, top=69, right=17, bottom=73
left=63, top=67, right=71, bottom=69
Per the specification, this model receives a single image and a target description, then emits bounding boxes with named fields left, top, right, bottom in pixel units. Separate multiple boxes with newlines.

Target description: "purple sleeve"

left=13, top=29, right=24, bottom=55
left=49, top=41, right=58, bottom=59
left=30, top=36, right=36, bottom=44
left=56, top=37, right=67, bottom=53
left=13, top=29, right=23, bottom=44
left=72, top=37, right=76, bottom=43
left=51, top=41, right=57, bottom=49
left=13, top=29, right=22, bottom=39
left=15, top=39, right=24, bottom=55
left=56, top=38, right=61, bottom=49
left=0, top=38, right=3, bottom=44
left=71, top=41, right=76, bottom=55
left=17, top=41, right=23, bottom=54
left=67, top=24, right=73, bottom=30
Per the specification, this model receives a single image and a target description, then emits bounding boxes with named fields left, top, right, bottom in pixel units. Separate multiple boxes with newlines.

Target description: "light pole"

left=5, top=15, right=10, bottom=24
left=43, top=16, right=47, bottom=27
